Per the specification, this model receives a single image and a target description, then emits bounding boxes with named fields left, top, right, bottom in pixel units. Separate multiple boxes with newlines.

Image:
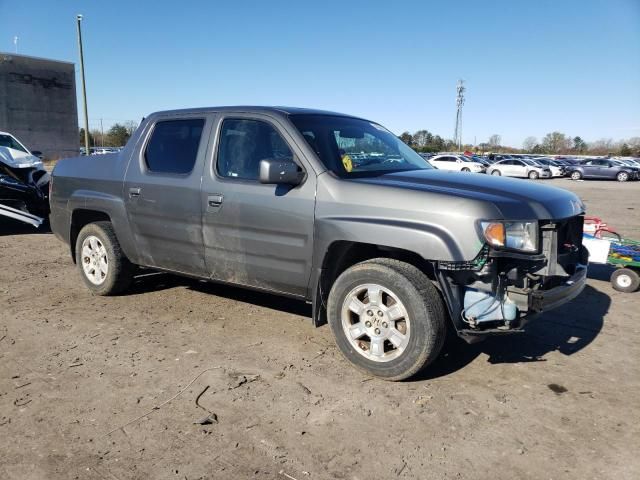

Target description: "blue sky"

left=1, top=0, right=639, bottom=147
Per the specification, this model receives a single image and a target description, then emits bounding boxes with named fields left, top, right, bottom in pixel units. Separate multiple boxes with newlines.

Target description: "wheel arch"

left=311, top=240, right=438, bottom=327
left=69, top=209, right=113, bottom=263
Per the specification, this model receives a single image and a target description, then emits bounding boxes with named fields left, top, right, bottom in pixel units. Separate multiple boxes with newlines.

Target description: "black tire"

left=491, top=169, right=501, bottom=176
left=528, top=170, right=539, bottom=180
left=570, top=171, right=582, bottom=180
left=611, top=268, right=639, bottom=293
left=75, top=221, right=134, bottom=295
left=461, top=167, right=470, bottom=172
left=617, top=171, right=629, bottom=182
left=327, top=258, right=446, bottom=381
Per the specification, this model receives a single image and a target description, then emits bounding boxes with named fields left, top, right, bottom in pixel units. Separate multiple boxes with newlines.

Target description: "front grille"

left=556, top=215, right=584, bottom=254
left=538, top=215, right=585, bottom=277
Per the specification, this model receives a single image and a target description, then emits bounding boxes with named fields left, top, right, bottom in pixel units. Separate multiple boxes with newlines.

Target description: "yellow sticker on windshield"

left=342, top=154, right=353, bottom=172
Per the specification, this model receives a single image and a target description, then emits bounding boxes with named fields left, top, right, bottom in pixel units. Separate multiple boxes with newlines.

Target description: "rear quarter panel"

left=50, top=152, right=139, bottom=262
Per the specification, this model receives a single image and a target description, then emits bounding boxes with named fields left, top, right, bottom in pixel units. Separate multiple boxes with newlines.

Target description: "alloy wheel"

left=81, top=235, right=109, bottom=285
left=341, top=283, right=410, bottom=363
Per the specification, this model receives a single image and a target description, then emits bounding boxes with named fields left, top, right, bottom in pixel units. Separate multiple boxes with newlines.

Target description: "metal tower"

left=454, top=79, right=465, bottom=150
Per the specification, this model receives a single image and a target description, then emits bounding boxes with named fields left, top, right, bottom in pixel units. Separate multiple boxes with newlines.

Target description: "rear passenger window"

left=144, top=119, right=205, bottom=174
left=217, top=119, right=293, bottom=180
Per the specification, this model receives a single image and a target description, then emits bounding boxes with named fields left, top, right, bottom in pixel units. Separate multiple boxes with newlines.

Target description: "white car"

left=0, top=131, right=44, bottom=170
left=531, top=157, right=565, bottom=177
left=487, top=159, right=552, bottom=179
left=428, top=154, right=486, bottom=173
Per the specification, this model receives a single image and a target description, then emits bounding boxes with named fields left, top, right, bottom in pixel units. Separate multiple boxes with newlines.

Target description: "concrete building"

left=0, top=52, right=78, bottom=159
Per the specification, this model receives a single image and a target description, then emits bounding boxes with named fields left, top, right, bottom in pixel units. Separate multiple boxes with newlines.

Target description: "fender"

left=67, top=190, right=141, bottom=264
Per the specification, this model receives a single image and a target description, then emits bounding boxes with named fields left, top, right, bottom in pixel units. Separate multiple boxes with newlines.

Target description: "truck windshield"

left=289, top=114, right=433, bottom=177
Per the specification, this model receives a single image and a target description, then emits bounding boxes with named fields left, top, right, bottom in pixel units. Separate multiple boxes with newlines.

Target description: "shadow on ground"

left=413, top=284, right=609, bottom=381
left=0, top=218, right=50, bottom=236
left=128, top=271, right=312, bottom=317
left=128, top=271, right=609, bottom=381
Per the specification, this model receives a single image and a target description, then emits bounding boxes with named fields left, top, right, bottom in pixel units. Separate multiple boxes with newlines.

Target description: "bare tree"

left=522, top=136, right=537, bottom=152
left=488, top=134, right=501, bottom=148
left=412, top=130, right=433, bottom=148
left=541, top=132, right=571, bottom=154
left=123, top=120, right=139, bottom=137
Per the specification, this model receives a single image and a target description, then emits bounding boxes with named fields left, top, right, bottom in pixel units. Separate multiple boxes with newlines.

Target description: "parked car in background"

left=615, top=158, right=640, bottom=168
left=428, top=154, right=486, bottom=173
left=487, top=158, right=552, bottom=179
left=610, top=159, right=640, bottom=176
left=532, top=157, right=565, bottom=177
left=567, top=159, right=638, bottom=182
left=465, top=155, right=491, bottom=167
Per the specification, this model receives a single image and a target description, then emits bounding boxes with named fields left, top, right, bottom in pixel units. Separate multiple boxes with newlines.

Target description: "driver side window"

left=216, top=119, right=293, bottom=180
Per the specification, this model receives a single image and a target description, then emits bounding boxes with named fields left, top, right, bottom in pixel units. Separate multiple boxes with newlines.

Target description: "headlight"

left=481, top=221, right=538, bottom=252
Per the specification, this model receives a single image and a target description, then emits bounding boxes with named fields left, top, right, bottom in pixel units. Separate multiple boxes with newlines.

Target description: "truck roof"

left=146, top=106, right=364, bottom=120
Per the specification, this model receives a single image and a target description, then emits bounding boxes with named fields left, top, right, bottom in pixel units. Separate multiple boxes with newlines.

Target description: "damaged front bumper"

left=507, top=263, right=587, bottom=314
left=437, top=215, right=588, bottom=342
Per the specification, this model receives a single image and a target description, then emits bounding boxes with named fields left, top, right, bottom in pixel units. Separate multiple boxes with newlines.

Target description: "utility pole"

left=76, top=15, right=90, bottom=155
left=100, top=118, right=104, bottom=147
left=453, top=79, right=465, bottom=151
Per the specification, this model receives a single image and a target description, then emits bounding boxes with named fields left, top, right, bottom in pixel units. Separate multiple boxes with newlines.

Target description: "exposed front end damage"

left=436, top=215, right=588, bottom=342
left=0, top=162, right=50, bottom=224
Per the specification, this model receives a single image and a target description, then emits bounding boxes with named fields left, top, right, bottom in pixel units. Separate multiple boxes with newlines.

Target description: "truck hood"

left=352, top=169, right=585, bottom=220
left=0, top=146, right=43, bottom=169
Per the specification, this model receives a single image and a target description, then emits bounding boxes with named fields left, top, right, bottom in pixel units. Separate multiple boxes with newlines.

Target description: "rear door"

left=200, top=113, right=316, bottom=297
left=123, top=115, right=212, bottom=275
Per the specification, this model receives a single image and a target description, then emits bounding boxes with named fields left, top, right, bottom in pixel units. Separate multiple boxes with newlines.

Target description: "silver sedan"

left=487, top=159, right=552, bottom=179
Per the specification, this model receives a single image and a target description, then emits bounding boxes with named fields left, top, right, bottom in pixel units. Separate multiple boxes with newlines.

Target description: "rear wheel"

left=611, top=268, right=639, bottom=293
left=528, top=170, right=539, bottom=180
left=570, top=171, right=582, bottom=180
left=327, top=259, right=446, bottom=381
left=617, top=171, right=629, bottom=182
left=75, top=221, right=134, bottom=295
left=491, top=169, right=501, bottom=176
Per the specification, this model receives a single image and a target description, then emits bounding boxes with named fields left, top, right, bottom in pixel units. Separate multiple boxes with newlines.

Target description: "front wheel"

left=611, top=268, right=639, bottom=293
left=75, top=221, right=135, bottom=295
left=528, top=170, right=539, bottom=180
left=617, top=171, right=629, bottom=182
left=570, top=171, right=582, bottom=180
left=491, top=169, right=501, bottom=176
left=327, top=259, right=446, bottom=381
left=461, top=167, right=470, bottom=172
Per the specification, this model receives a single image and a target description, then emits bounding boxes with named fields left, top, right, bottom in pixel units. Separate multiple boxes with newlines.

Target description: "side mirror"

left=259, top=158, right=304, bottom=185
left=31, top=150, right=43, bottom=159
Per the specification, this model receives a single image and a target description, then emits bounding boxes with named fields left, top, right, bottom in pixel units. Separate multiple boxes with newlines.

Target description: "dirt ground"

left=1, top=178, right=639, bottom=480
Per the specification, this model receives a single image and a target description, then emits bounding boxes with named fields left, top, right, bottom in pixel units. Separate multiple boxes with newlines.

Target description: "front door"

left=512, top=160, right=527, bottom=177
left=581, top=160, right=600, bottom=178
left=124, top=116, right=211, bottom=275
left=200, top=114, right=316, bottom=297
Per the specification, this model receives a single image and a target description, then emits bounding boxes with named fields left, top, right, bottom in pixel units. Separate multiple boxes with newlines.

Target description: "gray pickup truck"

left=50, top=107, right=588, bottom=380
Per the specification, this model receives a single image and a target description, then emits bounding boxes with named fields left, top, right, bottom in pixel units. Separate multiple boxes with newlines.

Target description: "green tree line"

left=79, top=121, right=138, bottom=148
left=398, top=129, right=640, bottom=157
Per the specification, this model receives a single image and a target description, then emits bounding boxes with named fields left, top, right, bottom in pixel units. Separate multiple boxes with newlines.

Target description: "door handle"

left=129, top=187, right=141, bottom=198
left=208, top=194, right=223, bottom=207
